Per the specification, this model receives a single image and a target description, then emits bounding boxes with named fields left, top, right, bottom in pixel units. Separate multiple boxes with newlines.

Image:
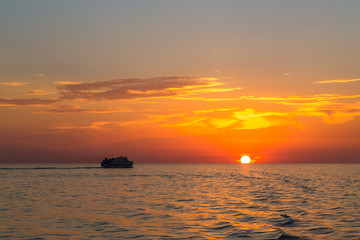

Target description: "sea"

left=0, top=163, right=359, bottom=240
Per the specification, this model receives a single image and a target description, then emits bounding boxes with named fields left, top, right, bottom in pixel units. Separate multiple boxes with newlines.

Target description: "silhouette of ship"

left=101, top=156, right=134, bottom=168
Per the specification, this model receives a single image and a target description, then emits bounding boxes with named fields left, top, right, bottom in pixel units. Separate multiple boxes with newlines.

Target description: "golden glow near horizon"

left=240, top=156, right=251, bottom=164
left=0, top=1, right=359, bottom=163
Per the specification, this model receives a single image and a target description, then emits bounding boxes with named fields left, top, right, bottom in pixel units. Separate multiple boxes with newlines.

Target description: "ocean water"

left=0, top=164, right=359, bottom=240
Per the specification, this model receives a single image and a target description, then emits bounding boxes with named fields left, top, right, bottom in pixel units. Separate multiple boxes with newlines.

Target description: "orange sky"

left=1, top=1, right=359, bottom=163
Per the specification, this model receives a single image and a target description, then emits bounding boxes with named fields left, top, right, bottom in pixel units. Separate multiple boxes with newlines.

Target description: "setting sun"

left=240, top=156, right=251, bottom=164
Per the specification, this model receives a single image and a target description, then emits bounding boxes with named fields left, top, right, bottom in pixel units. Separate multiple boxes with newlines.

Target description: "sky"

left=1, top=0, right=359, bottom=163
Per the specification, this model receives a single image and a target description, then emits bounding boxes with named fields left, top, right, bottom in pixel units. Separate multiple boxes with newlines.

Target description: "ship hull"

left=101, top=163, right=133, bottom=168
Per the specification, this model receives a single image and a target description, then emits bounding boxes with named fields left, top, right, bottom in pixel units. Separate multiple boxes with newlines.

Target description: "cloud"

left=162, top=108, right=290, bottom=132
left=53, top=121, right=122, bottom=130
left=57, top=77, right=232, bottom=101
left=321, top=109, right=360, bottom=124
left=193, top=108, right=237, bottom=114
left=239, top=94, right=360, bottom=106
left=54, top=81, right=81, bottom=85
left=0, top=76, right=229, bottom=106
left=233, top=109, right=287, bottom=130
left=0, top=97, right=57, bottom=106
left=174, top=96, right=237, bottom=101
left=0, top=82, right=27, bottom=86
left=186, top=87, right=242, bottom=95
left=208, top=118, right=237, bottom=128
left=312, top=78, right=360, bottom=84
left=50, top=112, right=187, bottom=132
left=26, top=89, right=49, bottom=95
left=298, top=106, right=360, bottom=124
left=35, top=73, right=44, bottom=77
left=162, top=116, right=208, bottom=129
left=1, top=76, right=241, bottom=106
left=53, top=119, right=159, bottom=131
left=37, top=105, right=135, bottom=114
left=239, top=94, right=360, bottom=124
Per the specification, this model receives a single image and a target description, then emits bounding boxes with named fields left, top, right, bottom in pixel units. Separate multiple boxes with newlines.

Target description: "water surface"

left=0, top=164, right=359, bottom=239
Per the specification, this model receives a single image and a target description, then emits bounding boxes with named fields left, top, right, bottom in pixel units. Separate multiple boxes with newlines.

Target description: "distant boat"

left=101, top=156, right=134, bottom=168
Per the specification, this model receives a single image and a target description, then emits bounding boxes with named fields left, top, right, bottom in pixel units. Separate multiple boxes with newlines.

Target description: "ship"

left=101, top=156, right=134, bottom=168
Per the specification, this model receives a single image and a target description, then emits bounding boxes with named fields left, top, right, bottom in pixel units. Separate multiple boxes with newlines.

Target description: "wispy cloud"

left=54, top=81, right=81, bottom=85
left=57, top=77, right=234, bottom=101
left=52, top=115, right=177, bottom=131
left=297, top=105, right=360, bottom=124
left=0, top=77, right=236, bottom=106
left=174, top=96, right=237, bottom=101
left=208, top=118, right=238, bottom=128
left=239, top=94, right=360, bottom=106
left=162, top=108, right=290, bottom=132
left=164, top=93, right=360, bottom=131
left=37, top=105, right=140, bottom=114
left=0, top=76, right=241, bottom=106
left=193, top=108, right=237, bottom=114
left=233, top=109, right=287, bottom=130
left=0, top=97, right=57, bottom=106
left=53, top=121, right=122, bottom=130
left=0, top=82, right=27, bottom=87
left=238, top=94, right=360, bottom=124
left=312, top=78, right=360, bottom=84
left=26, top=89, right=49, bottom=96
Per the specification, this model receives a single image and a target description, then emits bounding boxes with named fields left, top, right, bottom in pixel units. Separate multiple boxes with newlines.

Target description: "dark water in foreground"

left=0, top=164, right=359, bottom=240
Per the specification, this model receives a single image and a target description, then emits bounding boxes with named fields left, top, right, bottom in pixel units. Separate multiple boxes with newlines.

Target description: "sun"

left=240, top=155, right=251, bottom=164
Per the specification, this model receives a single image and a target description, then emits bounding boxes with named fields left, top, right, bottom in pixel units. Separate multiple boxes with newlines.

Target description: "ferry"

left=101, top=156, right=134, bottom=168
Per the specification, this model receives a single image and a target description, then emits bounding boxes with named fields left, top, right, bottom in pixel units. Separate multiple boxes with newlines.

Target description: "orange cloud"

left=52, top=113, right=186, bottom=131
left=57, top=77, right=235, bottom=101
left=312, top=78, right=360, bottom=84
left=233, top=109, right=287, bottom=130
left=0, top=76, right=237, bottom=106
left=208, top=118, right=237, bottom=128
left=239, top=94, right=360, bottom=125
left=161, top=108, right=291, bottom=134
left=26, top=89, right=49, bottom=95
left=193, top=108, right=237, bottom=114
left=298, top=106, right=360, bottom=124
left=0, top=76, right=243, bottom=107
left=0, top=82, right=27, bottom=86
left=54, top=81, right=81, bottom=85
left=0, top=97, right=57, bottom=106
left=240, top=94, right=359, bottom=103
left=36, top=105, right=134, bottom=114
left=52, top=121, right=123, bottom=131
left=175, top=97, right=237, bottom=101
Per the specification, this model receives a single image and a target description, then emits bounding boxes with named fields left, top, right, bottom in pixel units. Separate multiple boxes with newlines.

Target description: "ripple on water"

left=208, top=221, right=234, bottom=231
left=176, top=198, right=194, bottom=202
left=275, top=214, right=297, bottom=227
left=226, top=230, right=252, bottom=238
left=307, top=227, right=334, bottom=234
left=0, top=164, right=359, bottom=239
left=276, top=232, right=311, bottom=240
